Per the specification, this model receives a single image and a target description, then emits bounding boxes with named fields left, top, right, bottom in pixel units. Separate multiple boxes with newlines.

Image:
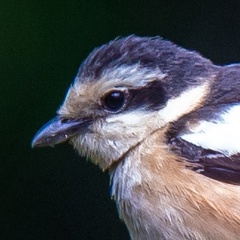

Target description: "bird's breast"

left=110, top=130, right=240, bottom=240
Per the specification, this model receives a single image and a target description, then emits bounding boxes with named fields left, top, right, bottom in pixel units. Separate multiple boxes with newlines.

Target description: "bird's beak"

left=31, top=116, right=91, bottom=148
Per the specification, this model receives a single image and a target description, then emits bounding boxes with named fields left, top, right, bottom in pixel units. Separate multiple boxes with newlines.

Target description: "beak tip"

left=31, top=134, right=43, bottom=148
left=31, top=142, right=36, bottom=149
left=31, top=116, right=87, bottom=149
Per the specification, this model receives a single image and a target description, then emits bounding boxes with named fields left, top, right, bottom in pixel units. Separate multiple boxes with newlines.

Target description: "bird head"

left=32, top=35, right=214, bottom=171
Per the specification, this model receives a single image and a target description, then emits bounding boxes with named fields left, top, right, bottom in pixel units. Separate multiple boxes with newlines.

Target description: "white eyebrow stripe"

left=101, top=64, right=167, bottom=88
left=180, top=104, right=240, bottom=156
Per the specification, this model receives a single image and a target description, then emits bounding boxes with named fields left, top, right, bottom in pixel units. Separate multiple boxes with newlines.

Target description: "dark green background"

left=1, top=0, right=240, bottom=239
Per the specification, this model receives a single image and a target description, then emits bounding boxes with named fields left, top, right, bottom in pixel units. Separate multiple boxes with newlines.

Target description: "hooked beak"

left=31, top=116, right=91, bottom=148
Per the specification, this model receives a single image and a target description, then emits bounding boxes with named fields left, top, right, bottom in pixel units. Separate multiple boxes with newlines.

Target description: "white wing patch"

left=181, top=104, right=240, bottom=156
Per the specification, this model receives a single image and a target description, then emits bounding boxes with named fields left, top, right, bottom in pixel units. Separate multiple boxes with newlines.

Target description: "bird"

left=32, top=35, right=240, bottom=240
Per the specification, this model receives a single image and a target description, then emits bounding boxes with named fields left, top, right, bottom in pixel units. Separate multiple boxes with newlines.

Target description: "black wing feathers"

left=168, top=64, right=240, bottom=185
left=169, top=137, right=240, bottom=184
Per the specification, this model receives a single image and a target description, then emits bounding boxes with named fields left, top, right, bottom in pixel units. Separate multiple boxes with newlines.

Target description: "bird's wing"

left=169, top=64, right=240, bottom=184
left=170, top=103, right=240, bottom=184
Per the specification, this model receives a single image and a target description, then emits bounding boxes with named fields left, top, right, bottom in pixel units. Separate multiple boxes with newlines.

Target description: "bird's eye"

left=102, top=90, right=126, bottom=112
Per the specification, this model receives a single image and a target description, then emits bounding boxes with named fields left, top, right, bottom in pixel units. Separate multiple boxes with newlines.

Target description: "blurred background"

left=1, top=0, right=240, bottom=239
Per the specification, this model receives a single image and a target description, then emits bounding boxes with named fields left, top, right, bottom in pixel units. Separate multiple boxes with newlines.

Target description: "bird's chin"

left=70, top=135, right=132, bottom=171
